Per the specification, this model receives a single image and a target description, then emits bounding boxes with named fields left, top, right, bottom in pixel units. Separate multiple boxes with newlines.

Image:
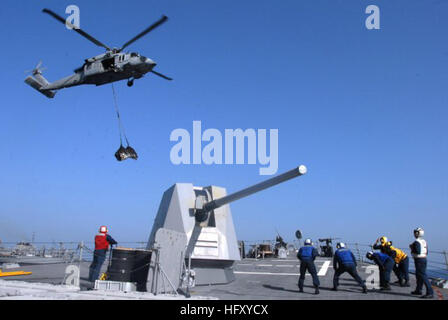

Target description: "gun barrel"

left=203, top=165, right=307, bottom=212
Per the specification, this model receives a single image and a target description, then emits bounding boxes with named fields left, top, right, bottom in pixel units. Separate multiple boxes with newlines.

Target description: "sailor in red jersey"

left=88, top=226, right=118, bottom=282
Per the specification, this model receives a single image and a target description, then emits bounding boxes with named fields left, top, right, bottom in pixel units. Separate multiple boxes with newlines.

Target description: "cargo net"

left=111, top=84, right=138, bottom=162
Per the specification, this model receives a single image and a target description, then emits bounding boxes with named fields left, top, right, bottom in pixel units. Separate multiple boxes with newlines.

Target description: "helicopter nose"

left=146, top=58, right=156, bottom=68
left=140, top=56, right=156, bottom=68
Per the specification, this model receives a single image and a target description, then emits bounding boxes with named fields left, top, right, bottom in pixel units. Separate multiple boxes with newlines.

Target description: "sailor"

left=373, top=237, right=409, bottom=286
left=88, top=226, right=118, bottom=282
left=366, top=251, right=395, bottom=290
left=410, top=227, right=434, bottom=299
left=388, top=242, right=410, bottom=287
left=297, top=238, right=320, bottom=294
left=332, top=243, right=367, bottom=293
left=372, top=236, right=389, bottom=253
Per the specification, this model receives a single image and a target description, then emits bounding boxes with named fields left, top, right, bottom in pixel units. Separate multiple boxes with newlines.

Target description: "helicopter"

left=25, top=9, right=172, bottom=99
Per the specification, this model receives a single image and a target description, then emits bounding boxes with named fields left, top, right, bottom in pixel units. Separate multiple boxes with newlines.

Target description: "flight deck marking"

left=235, top=271, right=327, bottom=276
left=235, top=271, right=301, bottom=276
left=317, top=261, right=331, bottom=276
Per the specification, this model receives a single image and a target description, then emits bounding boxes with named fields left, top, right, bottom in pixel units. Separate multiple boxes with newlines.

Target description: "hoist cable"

left=111, top=83, right=130, bottom=147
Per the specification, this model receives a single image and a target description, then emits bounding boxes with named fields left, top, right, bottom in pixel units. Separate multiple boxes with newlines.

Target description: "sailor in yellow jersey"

left=388, top=242, right=410, bottom=287
left=372, top=236, right=390, bottom=255
left=373, top=237, right=410, bottom=287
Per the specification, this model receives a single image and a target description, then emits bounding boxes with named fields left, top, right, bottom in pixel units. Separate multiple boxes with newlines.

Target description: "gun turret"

left=147, top=164, right=308, bottom=286
left=194, top=165, right=307, bottom=221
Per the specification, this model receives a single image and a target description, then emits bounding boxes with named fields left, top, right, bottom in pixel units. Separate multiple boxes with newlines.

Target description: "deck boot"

left=401, top=281, right=410, bottom=287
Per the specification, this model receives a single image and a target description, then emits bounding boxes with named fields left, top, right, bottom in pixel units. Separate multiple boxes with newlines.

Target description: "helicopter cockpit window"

left=130, top=52, right=139, bottom=57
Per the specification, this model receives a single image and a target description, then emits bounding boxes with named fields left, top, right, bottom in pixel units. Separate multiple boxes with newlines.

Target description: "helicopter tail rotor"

left=24, top=61, right=47, bottom=76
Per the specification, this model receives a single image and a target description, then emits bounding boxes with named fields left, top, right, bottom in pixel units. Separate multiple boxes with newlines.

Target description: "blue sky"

left=0, top=0, right=447, bottom=250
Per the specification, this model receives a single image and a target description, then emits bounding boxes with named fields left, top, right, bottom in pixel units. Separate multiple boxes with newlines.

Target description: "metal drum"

left=108, top=248, right=136, bottom=282
left=107, top=247, right=152, bottom=291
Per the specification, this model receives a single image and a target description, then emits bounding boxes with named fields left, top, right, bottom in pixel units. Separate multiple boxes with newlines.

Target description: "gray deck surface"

left=1, top=257, right=446, bottom=300
left=190, top=258, right=446, bottom=300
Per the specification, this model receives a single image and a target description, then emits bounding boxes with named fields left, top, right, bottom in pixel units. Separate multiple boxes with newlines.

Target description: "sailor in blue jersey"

left=332, top=242, right=367, bottom=293
left=410, top=228, right=434, bottom=299
left=297, top=238, right=320, bottom=294
left=366, top=251, right=394, bottom=290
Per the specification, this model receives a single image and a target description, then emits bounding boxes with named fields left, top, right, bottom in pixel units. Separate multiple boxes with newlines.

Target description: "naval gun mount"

left=147, top=165, right=307, bottom=286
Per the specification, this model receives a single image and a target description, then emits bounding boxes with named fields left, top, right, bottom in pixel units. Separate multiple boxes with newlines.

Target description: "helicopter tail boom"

left=25, top=75, right=56, bottom=99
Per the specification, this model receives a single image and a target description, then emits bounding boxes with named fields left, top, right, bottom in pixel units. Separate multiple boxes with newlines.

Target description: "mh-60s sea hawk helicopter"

left=25, top=9, right=172, bottom=98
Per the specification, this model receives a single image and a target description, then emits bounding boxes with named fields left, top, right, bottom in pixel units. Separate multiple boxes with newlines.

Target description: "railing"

left=0, top=241, right=148, bottom=263
left=0, top=241, right=151, bottom=289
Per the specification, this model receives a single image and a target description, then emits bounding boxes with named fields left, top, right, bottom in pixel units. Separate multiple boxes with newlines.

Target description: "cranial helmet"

left=380, top=236, right=388, bottom=245
left=99, top=226, right=108, bottom=234
left=336, top=242, right=346, bottom=249
left=414, top=227, right=424, bottom=238
left=366, top=251, right=374, bottom=260
left=304, top=238, right=312, bottom=245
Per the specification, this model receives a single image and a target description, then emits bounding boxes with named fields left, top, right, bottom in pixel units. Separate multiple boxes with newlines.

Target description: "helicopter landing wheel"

left=127, top=79, right=134, bottom=87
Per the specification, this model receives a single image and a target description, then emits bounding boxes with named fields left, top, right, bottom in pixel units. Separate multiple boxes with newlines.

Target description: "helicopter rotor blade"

left=42, top=8, right=112, bottom=51
left=150, top=70, right=173, bottom=81
left=119, top=15, right=168, bottom=52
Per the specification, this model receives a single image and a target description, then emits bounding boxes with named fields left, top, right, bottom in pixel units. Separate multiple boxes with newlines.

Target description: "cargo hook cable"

left=111, top=83, right=130, bottom=148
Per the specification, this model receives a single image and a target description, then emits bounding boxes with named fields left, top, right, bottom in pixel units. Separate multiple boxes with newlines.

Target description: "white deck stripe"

left=235, top=271, right=301, bottom=276
left=318, top=260, right=331, bottom=276
left=235, top=271, right=325, bottom=277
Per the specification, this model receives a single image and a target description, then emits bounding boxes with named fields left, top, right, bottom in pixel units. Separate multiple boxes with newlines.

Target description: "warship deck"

left=0, top=257, right=446, bottom=300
